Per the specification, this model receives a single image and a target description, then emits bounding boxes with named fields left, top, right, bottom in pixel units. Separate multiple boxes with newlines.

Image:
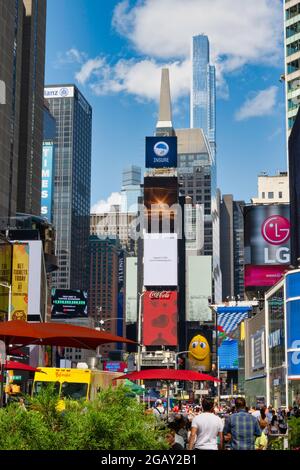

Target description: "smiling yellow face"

left=188, top=335, right=210, bottom=363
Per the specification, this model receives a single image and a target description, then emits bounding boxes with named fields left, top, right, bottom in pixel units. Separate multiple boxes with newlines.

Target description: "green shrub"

left=0, top=385, right=168, bottom=450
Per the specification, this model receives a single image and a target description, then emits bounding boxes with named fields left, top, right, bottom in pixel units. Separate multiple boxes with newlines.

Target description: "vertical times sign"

left=41, top=142, right=54, bottom=222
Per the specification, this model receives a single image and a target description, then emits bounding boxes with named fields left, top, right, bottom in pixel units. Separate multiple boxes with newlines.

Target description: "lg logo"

left=262, top=215, right=290, bottom=245
left=262, top=215, right=291, bottom=264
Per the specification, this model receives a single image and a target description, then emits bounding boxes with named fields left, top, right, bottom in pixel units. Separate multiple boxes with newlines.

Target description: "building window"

left=268, top=192, right=274, bottom=199
left=279, top=191, right=283, bottom=199
left=262, top=192, right=265, bottom=199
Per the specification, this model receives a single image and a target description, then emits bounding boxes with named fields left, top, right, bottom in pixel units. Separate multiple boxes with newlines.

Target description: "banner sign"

left=11, top=244, right=29, bottom=321
left=143, top=291, right=177, bottom=346
left=41, top=143, right=54, bottom=221
left=286, top=271, right=300, bottom=378
left=51, top=289, right=88, bottom=319
left=0, top=243, right=12, bottom=319
left=145, top=136, right=177, bottom=168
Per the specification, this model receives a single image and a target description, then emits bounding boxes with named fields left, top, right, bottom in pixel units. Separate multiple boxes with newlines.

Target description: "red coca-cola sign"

left=149, top=291, right=171, bottom=299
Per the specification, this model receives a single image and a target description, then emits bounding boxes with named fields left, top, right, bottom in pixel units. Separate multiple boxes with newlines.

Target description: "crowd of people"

left=149, top=397, right=298, bottom=450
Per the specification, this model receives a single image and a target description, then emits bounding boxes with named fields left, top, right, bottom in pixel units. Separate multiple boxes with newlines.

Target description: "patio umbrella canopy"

left=0, top=320, right=135, bottom=351
left=116, top=369, right=221, bottom=382
left=5, top=360, right=40, bottom=372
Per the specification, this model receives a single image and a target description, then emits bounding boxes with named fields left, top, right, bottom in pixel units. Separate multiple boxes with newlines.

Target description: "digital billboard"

left=0, top=243, right=12, bottom=320
left=143, top=291, right=177, bottom=346
left=286, top=271, right=300, bottom=379
left=186, top=256, right=212, bottom=322
left=187, top=329, right=212, bottom=372
left=218, top=340, right=239, bottom=370
left=143, top=234, right=178, bottom=286
left=11, top=244, right=29, bottom=321
left=244, top=204, right=291, bottom=289
left=144, top=176, right=178, bottom=233
left=145, top=136, right=177, bottom=168
left=41, top=143, right=54, bottom=222
left=51, top=289, right=88, bottom=319
left=125, top=257, right=138, bottom=323
left=245, top=265, right=286, bottom=288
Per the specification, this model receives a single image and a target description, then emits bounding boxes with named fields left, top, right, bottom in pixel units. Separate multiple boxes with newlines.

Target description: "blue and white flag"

left=216, top=306, right=251, bottom=336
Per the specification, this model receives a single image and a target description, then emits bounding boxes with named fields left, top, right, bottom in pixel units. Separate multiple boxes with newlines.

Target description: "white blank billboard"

left=125, top=257, right=138, bottom=323
left=186, top=255, right=212, bottom=321
left=144, top=234, right=177, bottom=286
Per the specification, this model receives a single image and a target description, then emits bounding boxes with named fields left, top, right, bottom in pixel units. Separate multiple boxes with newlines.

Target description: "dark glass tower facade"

left=44, top=85, right=92, bottom=291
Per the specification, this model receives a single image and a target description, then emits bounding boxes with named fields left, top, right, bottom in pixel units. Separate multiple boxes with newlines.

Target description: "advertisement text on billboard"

left=244, top=265, right=286, bottom=288
left=51, top=289, right=88, bottom=319
left=11, top=244, right=29, bottom=321
left=145, top=136, right=177, bottom=168
left=143, top=234, right=178, bottom=286
left=41, top=143, right=54, bottom=221
left=244, top=204, right=290, bottom=267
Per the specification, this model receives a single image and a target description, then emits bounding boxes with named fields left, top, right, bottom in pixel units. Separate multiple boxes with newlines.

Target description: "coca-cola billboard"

left=143, top=291, right=177, bottom=346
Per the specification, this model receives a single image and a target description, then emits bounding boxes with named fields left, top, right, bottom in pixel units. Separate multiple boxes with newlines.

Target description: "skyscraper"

left=121, top=165, right=142, bottom=213
left=284, top=1, right=300, bottom=138
left=220, top=195, right=245, bottom=300
left=44, top=85, right=92, bottom=291
left=17, top=0, right=47, bottom=215
left=190, top=35, right=216, bottom=155
left=0, top=0, right=47, bottom=224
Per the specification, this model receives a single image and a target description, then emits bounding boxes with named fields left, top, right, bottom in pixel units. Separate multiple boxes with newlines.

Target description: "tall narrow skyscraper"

left=284, top=1, right=300, bottom=139
left=0, top=0, right=47, bottom=223
left=44, top=85, right=92, bottom=291
left=190, top=35, right=216, bottom=155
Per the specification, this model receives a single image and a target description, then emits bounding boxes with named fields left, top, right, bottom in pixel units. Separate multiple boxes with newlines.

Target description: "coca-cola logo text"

left=149, top=291, right=171, bottom=300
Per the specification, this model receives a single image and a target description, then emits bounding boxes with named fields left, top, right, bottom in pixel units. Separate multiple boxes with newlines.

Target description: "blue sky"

left=45, top=0, right=286, bottom=209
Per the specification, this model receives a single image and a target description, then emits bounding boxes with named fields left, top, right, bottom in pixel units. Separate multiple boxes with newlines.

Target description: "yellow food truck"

left=33, top=367, right=122, bottom=401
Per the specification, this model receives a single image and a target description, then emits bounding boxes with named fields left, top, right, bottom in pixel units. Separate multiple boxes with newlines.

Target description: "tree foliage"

left=0, top=385, right=168, bottom=450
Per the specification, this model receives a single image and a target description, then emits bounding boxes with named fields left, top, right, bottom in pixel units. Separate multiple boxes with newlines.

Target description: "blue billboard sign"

left=219, top=340, right=238, bottom=370
left=286, top=271, right=300, bottom=378
left=41, top=143, right=54, bottom=222
left=145, top=136, right=177, bottom=168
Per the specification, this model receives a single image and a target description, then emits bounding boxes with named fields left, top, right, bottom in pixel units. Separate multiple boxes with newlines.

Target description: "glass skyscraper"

left=190, top=35, right=216, bottom=155
left=44, top=85, right=92, bottom=291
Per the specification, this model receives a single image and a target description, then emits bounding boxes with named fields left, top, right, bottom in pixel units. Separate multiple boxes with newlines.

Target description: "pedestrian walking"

left=188, top=397, right=223, bottom=450
left=223, top=397, right=261, bottom=450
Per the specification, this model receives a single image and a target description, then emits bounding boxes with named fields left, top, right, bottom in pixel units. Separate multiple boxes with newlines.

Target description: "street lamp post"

left=0, top=282, right=12, bottom=321
left=137, top=289, right=146, bottom=372
left=174, top=350, right=190, bottom=370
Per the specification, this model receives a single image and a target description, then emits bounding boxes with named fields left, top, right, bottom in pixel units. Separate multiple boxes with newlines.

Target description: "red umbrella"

left=4, top=361, right=40, bottom=372
left=0, top=320, right=135, bottom=351
left=116, top=369, right=221, bottom=382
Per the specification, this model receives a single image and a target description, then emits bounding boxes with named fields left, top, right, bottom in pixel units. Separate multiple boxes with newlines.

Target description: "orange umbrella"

left=0, top=320, right=134, bottom=351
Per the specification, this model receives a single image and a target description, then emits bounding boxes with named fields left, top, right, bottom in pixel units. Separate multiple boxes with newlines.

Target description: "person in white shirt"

left=188, top=398, right=223, bottom=450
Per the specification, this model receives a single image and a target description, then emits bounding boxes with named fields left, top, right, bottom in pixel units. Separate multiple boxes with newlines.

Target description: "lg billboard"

left=244, top=204, right=291, bottom=289
left=145, top=136, right=177, bottom=168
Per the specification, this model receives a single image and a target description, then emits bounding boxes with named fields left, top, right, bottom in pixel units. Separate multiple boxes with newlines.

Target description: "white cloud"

left=56, top=48, right=88, bottom=65
left=235, top=86, right=278, bottom=121
left=71, top=0, right=283, bottom=103
left=112, top=0, right=282, bottom=95
left=113, top=0, right=282, bottom=63
left=75, top=57, right=106, bottom=85
left=91, top=192, right=122, bottom=213
left=88, top=58, right=191, bottom=102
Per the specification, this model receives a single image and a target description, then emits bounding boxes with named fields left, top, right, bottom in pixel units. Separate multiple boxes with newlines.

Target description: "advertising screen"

left=145, top=136, right=177, bottom=168
left=219, top=340, right=239, bottom=370
left=51, top=289, right=88, bottom=319
left=0, top=243, right=12, bottom=320
left=125, top=257, right=138, bottom=323
left=187, top=328, right=212, bottom=372
left=244, top=204, right=290, bottom=266
left=11, top=244, right=29, bottom=321
left=244, top=265, right=286, bottom=288
left=103, top=362, right=127, bottom=373
left=41, top=143, right=54, bottom=222
left=144, top=176, right=178, bottom=233
left=251, top=329, right=265, bottom=371
left=186, top=256, right=212, bottom=322
left=144, top=234, right=178, bottom=286
left=286, top=271, right=300, bottom=378
left=244, top=204, right=290, bottom=290
left=143, top=291, right=177, bottom=346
